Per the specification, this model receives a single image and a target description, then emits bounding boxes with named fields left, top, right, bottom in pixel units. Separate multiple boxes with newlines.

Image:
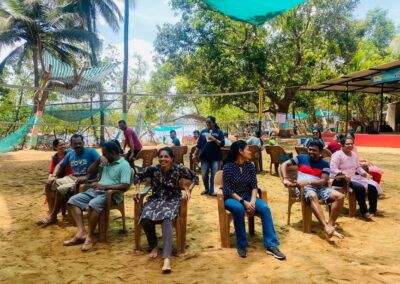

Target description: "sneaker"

left=266, top=247, right=286, bottom=260
left=201, top=191, right=209, bottom=195
left=237, top=248, right=247, bottom=258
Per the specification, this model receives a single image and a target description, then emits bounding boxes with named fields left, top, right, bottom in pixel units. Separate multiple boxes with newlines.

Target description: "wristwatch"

left=239, top=198, right=245, bottom=206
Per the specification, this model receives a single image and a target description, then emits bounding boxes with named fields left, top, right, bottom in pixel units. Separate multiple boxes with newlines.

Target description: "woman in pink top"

left=330, top=137, right=381, bottom=219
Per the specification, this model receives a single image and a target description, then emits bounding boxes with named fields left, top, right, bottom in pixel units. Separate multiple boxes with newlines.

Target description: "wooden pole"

left=379, top=84, right=384, bottom=132
left=258, top=85, right=264, bottom=133
left=345, top=83, right=349, bottom=133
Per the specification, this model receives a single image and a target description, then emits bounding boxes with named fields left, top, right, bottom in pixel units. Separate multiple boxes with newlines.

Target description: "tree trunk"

left=87, top=13, right=104, bottom=144
left=32, top=49, right=40, bottom=113
left=122, top=0, right=130, bottom=120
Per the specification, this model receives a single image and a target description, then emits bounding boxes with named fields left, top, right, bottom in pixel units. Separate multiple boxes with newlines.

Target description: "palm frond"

left=0, top=43, right=26, bottom=74
left=96, top=0, right=122, bottom=32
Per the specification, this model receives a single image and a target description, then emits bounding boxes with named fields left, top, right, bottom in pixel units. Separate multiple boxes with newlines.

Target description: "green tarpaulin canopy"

left=45, top=101, right=114, bottom=122
left=203, top=0, right=306, bottom=26
left=154, top=125, right=182, bottom=132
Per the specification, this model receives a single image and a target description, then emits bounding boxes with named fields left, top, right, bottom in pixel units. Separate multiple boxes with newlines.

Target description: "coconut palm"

left=62, top=0, right=122, bottom=143
left=0, top=0, right=99, bottom=110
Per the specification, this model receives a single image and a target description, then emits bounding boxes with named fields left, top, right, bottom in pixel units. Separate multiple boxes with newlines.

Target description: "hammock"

left=0, top=117, right=36, bottom=153
left=45, top=101, right=114, bottom=122
left=203, top=0, right=306, bottom=26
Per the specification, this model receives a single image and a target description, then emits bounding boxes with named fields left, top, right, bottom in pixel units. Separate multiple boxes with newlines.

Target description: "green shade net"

left=45, top=101, right=114, bottom=122
left=0, top=117, right=36, bottom=153
left=43, top=52, right=118, bottom=98
left=203, top=0, right=306, bottom=26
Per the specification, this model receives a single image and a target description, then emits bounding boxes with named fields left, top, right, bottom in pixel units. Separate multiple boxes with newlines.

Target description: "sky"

left=1, top=0, right=399, bottom=78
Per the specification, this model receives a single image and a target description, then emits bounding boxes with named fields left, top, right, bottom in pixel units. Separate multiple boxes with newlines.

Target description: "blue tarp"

left=153, top=125, right=182, bottom=132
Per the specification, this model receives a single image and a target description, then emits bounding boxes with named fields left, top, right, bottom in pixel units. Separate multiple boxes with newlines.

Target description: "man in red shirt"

left=118, top=120, right=143, bottom=166
left=327, top=134, right=344, bottom=154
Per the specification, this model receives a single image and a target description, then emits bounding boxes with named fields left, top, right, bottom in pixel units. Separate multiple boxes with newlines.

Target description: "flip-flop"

left=63, top=237, right=85, bottom=246
left=81, top=241, right=95, bottom=252
left=37, top=217, right=57, bottom=227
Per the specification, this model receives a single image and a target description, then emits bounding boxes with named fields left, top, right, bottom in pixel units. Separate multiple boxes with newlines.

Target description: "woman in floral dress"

left=134, top=147, right=198, bottom=273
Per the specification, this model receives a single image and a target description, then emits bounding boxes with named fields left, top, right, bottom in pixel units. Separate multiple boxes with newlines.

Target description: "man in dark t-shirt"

left=281, top=140, right=345, bottom=239
left=170, top=130, right=181, bottom=146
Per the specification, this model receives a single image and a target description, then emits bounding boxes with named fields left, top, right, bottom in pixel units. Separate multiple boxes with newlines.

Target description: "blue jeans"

left=201, top=160, right=219, bottom=194
left=224, top=198, right=279, bottom=250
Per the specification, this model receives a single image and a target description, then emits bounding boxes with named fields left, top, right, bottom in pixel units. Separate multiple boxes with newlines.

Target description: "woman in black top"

left=222, top=140, right=285, bottom=260
left=134, top=147, right=198, bottom=273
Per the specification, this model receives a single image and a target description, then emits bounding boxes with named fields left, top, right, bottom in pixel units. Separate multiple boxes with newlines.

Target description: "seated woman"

left=330, top=137, right=382, bottom=219
left=133, top=147, right=198, bottom=273
left=38, top=139, right=72, bottom=225
left=222, top=140, right=285, bottom=260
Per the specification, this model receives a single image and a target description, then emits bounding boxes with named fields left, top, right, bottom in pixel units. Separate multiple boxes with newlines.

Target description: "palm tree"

left=62, top=0, right=122, bottom=143
left=0, top=0, right=98, bottom=111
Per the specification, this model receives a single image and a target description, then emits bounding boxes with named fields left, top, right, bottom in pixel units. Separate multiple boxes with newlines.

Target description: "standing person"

left=281, top=140, right=345, bottom=239
left=193, top=130, right=200, bottom=144
left=327, top=134, right=344, bottom=154
left=37, top=134, right=100, bottom=226
left=64, top=141, right=132, bottom=251
left=169, top=130, right=181, bottom=146
left=223, top=141, right=285, bottom=260
left=134, top=147, right=198, bottom=273
left=118, top=120, right=143, bottom=166
left=330, top=137, right=381, bottom=219
left=193, top=116, right=224, bottom=196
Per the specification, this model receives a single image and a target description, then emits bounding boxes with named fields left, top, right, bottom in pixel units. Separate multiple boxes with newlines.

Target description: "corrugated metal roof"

left=301, top=60, right=400, bottom=95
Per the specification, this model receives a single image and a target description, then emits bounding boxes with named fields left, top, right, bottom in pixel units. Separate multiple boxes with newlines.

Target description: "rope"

left=0, top=83, right=256, bottom=98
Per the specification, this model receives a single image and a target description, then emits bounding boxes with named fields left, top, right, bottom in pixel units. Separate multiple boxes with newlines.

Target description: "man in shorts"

left=281, top=140, right=345, bottom=238
left=37, top=134, right=100, bottom=226
left=63, top=141, right=132, bottom=251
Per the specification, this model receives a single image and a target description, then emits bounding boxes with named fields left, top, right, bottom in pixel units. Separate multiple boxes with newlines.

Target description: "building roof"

left=301, top=60, right=400, bottom=95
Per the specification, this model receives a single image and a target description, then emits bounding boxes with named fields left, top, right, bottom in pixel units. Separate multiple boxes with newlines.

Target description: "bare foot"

left=63, top=236, right=86, bottom=246
left=332, top=230, right=344, bottom=239
left=162, top=258, right=171, bottom=274
left=81, top=236, right=97, bottom=252
left=149, top=247, right=158, bottom=258
left=324, top=224, right=335, bottom=238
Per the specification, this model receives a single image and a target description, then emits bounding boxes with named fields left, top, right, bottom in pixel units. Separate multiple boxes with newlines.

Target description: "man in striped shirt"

left=281, top=140, right=345, bottom=239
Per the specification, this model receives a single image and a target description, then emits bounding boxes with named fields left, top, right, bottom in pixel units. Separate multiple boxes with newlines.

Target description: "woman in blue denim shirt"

left=194, top=116, right=224, bottom=196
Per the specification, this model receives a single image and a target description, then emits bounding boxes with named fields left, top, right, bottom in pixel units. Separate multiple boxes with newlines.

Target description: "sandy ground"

left=0, top=146, right=400, bottom=283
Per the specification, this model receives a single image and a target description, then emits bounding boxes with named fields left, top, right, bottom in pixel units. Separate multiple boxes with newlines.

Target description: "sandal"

left=63, top=237, right=85, bottom=246
left=37, top=217, right=57, bottom=227
left=81, top=240, right=95, bottom=252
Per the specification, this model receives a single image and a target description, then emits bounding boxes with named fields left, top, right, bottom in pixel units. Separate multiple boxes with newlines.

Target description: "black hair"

left=70, top=134, right=84, bottom=142
left=224, top=140, right=247, bottom=164
left=118, top=120, right=126, bottom=125
left=102, top=141, right=121, bottom=155
left=307, top=139, right=324, bottom=151
left=158, top=147, right=175, bottom=159
left=312, top=129, right=322, bottom=139
left=255, top=131, right=261, bottom=138
left=224, top=132, right=228, bottom=137
left=206, top=115, right=220, bottom=129
left=170, top=130, right=176, bottom=134
left=346, top=132, right=355, bottom=140
left=111, top=139, right=124, bottom=154
left=193, top=130, right=200, bottom=135
left=340, top=137, right=354, bottom=147
left=52, top=138, right=60, bottom=151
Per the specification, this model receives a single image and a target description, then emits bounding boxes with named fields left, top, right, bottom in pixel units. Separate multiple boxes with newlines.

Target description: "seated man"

left=64, top=141, right=132, bottom=251
left=38, top=134, right=99, bottom=226
left=281, top=140, right=345, bottom=239
left=246, top=131, right=263, bottom=149
left=169, top=130, right=181, bottom=146
left=224, top=132, right=232, bottom=147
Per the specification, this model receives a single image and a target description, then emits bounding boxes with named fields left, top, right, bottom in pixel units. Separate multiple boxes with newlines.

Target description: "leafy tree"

left=0, top=0, right=97, bottom=110
left=153, top=0, right=360, bottom=116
